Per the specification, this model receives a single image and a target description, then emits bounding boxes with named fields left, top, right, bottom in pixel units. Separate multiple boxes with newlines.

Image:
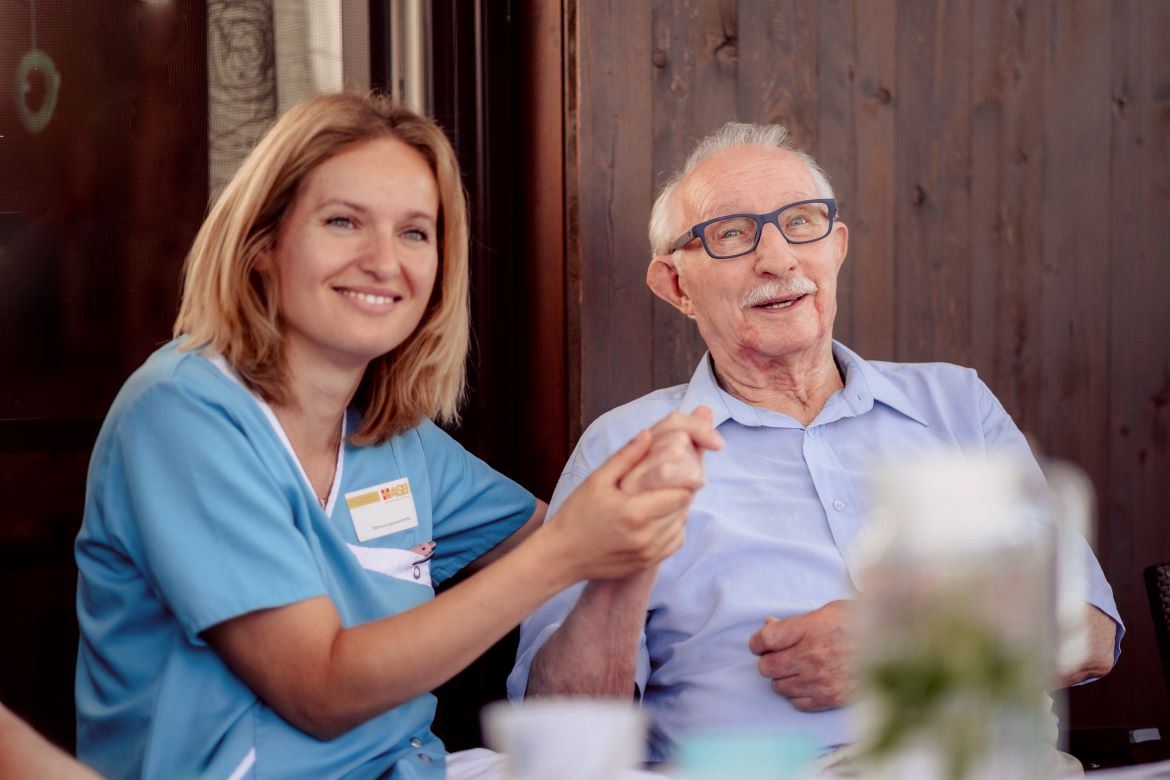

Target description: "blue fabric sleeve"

left=416, top=420, right=536, bottom=584
left=111, top=380, right=327, bottom=641
left=974, top=376, right=1125, bottom=658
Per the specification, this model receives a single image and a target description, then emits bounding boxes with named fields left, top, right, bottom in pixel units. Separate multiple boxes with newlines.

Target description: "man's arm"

left=524, top=409, right=723, bottom=699
left=527, top=570, right=657, bottom=696
left=1059, top=604, right=1118, bottom=687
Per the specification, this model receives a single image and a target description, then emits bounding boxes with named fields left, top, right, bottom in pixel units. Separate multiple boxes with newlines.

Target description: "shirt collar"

left=830, top=341, right=930, bottom=426
left=677, top=341, right=930, bottom=429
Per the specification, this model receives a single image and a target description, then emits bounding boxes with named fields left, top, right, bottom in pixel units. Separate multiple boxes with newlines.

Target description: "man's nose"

left=752, top=218, right=798, bottom=272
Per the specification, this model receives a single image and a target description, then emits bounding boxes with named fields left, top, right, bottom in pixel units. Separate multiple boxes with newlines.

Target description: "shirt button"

left=833, top=499, right=846, bottom=511
left=410, top=737, right=424, bottom=748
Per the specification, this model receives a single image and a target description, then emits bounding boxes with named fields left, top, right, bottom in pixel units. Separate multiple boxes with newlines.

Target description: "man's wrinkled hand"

left=620, top=406, right=723, bottom=495
left=747, top=599, right=856, bottom=712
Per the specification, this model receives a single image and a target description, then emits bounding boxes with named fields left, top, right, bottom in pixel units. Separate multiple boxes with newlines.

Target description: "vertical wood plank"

left=1094, top=0, right=1170, bottom=731
left=894, top=0, right=972, bottom=366
left=822, top=0, right=897, bottom=359
left=573, top=0, right=656, bottom=428
left=516, top=0, right=568, bottom=497
left=648, top=0, right=740, bottom=391
left=738, top=0, right=820, bottom=152
left=967, top=0, right=1047, bottom=429
left=1038, top=3, right=1112, bottom=524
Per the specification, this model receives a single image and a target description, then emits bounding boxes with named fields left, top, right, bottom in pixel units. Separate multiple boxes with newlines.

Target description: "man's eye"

left=718, top=228, right=742, bottom=240
left=325, top=216, right=356, bottom=229
left=787, top=214, right=809, bottom=227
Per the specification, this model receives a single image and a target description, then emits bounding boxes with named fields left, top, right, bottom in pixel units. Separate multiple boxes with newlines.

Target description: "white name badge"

left=345, top=478, right=419, bottom=542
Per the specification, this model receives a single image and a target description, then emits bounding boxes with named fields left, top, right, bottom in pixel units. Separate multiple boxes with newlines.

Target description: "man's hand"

left=747, top=600, right=855, bottom=712
left=619, top=407, right=723, bottom=495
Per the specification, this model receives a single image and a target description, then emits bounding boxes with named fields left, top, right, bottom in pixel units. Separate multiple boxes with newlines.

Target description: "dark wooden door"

left=0, top=0, right=208, bottom=750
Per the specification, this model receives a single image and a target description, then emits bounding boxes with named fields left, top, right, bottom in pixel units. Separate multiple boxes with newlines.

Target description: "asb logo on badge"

left=380, top=483, right=410, bottom=502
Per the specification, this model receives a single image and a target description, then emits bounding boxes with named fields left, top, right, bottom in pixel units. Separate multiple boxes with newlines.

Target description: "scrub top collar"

left=206, top=351, right=346, bottom=515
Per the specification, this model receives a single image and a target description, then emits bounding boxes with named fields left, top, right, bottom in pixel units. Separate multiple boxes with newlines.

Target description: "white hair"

left=647, top=122, right=836, bottom=259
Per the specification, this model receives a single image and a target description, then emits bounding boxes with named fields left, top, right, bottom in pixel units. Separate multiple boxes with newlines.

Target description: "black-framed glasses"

left=668, top=198, right=838, bottom=260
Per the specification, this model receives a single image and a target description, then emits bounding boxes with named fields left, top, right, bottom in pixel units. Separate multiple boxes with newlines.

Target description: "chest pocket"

left=346, top=543, right=432, bottom=587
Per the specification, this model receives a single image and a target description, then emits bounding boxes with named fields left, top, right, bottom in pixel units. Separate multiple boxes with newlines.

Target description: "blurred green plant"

left=861, top=606, right=1046, bottom=780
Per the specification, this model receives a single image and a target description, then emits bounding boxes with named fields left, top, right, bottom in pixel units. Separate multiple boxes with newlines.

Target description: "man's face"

left=661, top=145, right=848, bottom=368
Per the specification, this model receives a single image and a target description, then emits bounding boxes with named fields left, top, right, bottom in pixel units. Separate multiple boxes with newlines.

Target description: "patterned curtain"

left=206, top=0, right=351, bottom=200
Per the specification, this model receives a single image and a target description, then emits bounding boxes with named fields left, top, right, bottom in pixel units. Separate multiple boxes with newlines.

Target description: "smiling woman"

left=73, top=91, right=717, bottom=780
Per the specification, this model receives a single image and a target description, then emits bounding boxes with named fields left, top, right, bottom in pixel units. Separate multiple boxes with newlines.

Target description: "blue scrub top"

left=75, top=341, right=535, bottom=780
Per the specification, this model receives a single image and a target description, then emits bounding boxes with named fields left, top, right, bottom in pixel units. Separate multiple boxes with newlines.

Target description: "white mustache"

left=740, top=278, right=818, bottom=308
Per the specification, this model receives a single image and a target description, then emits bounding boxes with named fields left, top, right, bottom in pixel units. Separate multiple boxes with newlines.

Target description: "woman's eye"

left=325, top=216, right=356, bottom=229
left=403, top=228, right=432, bottom=243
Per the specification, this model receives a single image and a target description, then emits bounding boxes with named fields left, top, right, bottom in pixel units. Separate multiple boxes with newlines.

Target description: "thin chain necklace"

left=317, top=429, right=342, bottom=509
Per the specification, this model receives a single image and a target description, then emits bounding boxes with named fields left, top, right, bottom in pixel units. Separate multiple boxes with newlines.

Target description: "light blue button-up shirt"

left=508, top=342, right=1122, bottom=761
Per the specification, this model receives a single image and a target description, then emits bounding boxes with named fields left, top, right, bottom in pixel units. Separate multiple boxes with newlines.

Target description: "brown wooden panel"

left=738, top=0, right=820, bottom=151
left=967, top=0, right=1048, bottom=430
left=1096, top=0, right=1170, bottom=732
left=0, top=0, right=207, bottom=750
left=819, top=0, right=897, bottom=360
left=515, top=0, right=569, bottom=498
left=1037, top=3, right=1113, bottom=541
left=893, top=0, right=972, bottom=367
left=647, top=0, right=740, bottom=391
left=573, top=1, right=656, bottom=429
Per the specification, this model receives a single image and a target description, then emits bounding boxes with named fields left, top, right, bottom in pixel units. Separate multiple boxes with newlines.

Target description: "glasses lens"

left=779, top=202, right=832, bottom=242
left=702, top=216, right=759, bottom=258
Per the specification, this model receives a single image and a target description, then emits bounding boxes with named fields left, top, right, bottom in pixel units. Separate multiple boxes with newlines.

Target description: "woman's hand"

left=544, top=407, right=722, bottom=581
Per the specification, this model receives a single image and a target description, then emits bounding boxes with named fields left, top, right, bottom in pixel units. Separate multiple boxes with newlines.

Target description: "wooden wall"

left=566, top=0, right=1170, bottom=731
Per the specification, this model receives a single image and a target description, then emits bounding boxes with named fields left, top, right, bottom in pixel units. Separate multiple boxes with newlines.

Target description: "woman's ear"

left=253, top=245, right=274, bottom=273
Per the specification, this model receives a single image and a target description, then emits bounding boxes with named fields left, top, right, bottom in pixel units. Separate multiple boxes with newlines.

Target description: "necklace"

left=318, top=432, right=341, bottom=509
left=318, top=452, right=338, bottom=508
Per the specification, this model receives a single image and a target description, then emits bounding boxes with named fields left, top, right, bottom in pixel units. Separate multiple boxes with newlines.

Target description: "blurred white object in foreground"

left=850, top=450, right=1094, bottom=780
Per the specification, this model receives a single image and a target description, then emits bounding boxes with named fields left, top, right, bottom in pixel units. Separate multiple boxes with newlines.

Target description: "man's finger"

left=748, top=617, right=804, bottom=655
left=648, top=410, right=724, bottom=452
left=592, top=429, right=653, bottom=485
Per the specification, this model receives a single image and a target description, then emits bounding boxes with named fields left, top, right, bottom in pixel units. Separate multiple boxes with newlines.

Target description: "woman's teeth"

left=341, top=290, right=396, bottom=305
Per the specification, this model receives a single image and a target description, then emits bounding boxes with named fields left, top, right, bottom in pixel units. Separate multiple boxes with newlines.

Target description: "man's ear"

left=647, top=255, right=696, bottom=318
left=830, top=220, right=849, bottom=272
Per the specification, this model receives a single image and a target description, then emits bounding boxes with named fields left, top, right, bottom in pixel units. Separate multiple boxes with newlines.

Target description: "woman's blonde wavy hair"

left=173, top=91, right=469, bottom=445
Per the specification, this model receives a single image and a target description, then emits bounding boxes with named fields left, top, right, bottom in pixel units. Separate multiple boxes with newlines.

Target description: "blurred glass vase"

left=851, top=451, right=1092, bottom=780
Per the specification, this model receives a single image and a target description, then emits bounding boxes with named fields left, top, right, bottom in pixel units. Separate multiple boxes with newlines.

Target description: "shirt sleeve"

left=975, top=377, right=1125, bottom=661
left=110, top=380, right=327, bottom=641
left=416, top=419, right=536, bottom=584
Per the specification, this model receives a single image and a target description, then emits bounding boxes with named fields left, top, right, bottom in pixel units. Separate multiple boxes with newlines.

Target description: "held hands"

left=748, top=599, right=856, bottom=712
left=619, top=407, right=724, bottom=495
left=548, top=407, right=722, bottom=582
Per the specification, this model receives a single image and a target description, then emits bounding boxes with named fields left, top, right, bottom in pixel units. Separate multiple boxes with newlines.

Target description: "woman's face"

left=269, top=136, right=440, bottom=374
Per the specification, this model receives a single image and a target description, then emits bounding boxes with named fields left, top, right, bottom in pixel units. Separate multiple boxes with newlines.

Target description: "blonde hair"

left=174, top=91, right=469, bottom=444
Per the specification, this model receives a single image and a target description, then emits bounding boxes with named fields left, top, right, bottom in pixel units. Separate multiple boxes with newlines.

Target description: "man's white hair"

left=647, top=122, right=836, bottom=259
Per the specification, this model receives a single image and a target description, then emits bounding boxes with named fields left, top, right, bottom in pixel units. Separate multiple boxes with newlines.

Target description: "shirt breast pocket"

left=346, top=542, right=432, bottom=587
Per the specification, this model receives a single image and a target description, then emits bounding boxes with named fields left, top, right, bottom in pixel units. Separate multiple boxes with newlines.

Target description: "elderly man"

left=506, top=122, right=1122, bottom=761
